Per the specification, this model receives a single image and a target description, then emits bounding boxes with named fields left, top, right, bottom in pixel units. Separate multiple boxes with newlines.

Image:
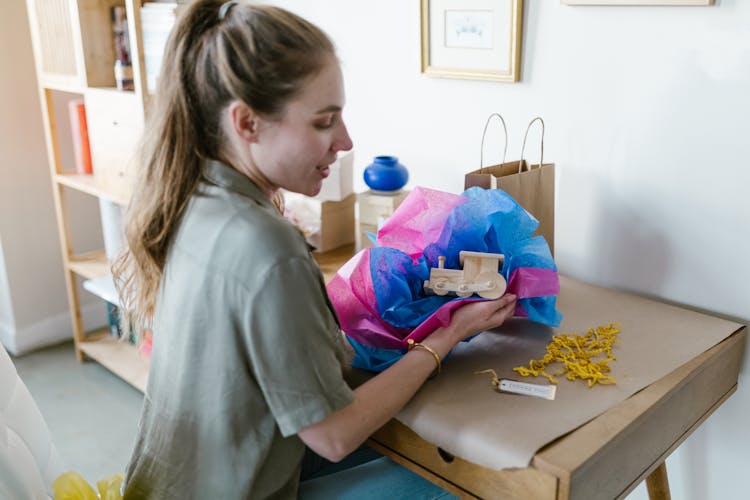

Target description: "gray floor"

left=12, top=340, right=143, bottom=485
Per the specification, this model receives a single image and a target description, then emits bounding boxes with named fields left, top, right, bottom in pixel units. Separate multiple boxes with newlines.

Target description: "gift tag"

left=497, top=379, right=556, bottom=400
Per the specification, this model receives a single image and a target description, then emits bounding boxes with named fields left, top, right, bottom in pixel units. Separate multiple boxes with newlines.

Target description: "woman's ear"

left=226, top=100, right=260, bottom=143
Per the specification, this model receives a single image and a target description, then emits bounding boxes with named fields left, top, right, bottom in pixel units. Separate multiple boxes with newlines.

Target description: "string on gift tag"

left=475, top=368, right=502, bottom=389
left=512, top=322, right=621, bottom=388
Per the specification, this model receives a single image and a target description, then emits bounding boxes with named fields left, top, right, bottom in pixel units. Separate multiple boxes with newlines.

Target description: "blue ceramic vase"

left=363, top=156, right=409, bottom=191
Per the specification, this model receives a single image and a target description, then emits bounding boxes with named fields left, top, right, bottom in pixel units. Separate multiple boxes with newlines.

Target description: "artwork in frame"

left=562, top=0, right=713, bottom=5
left=420, top=0, right=523, bottom=83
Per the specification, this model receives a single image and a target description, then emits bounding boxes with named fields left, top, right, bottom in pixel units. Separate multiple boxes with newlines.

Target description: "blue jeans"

left=299, top=447, right=457, bottom=500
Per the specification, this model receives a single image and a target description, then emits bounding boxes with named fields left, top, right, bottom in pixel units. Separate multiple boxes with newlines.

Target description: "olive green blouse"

left=123, top=160, right=354, bottom=499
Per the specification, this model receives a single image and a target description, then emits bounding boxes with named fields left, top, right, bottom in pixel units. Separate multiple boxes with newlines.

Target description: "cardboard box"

left=284, top=192, right=355, bottom=252
left=315, top=150, right=354, bottom=202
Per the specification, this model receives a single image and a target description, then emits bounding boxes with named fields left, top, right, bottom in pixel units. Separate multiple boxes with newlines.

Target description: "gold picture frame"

left=562, top=1, right=713, bottom=4
left=420, top=0, right=523, bottom=83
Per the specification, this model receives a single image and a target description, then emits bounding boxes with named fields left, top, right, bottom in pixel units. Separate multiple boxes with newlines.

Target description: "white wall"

left=0, top=0, right=105, bottom=354
left=275, top=1, right=748, bottom=498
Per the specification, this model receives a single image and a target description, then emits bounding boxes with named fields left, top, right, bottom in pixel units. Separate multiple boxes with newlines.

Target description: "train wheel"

left=476, top=272, right=507, bottom=299
left=432, top=278, right=450, bottom=296
left=456, top=282, right=472, bottom=298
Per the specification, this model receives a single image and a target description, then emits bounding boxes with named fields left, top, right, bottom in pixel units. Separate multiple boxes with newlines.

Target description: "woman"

left=115, top=1, right=517, bottom=498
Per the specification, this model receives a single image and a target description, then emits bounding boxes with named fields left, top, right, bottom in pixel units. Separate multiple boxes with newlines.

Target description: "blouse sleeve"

left=243, top=255, right=355, bottom=437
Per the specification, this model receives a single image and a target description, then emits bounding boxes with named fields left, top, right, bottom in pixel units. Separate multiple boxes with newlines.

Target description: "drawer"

left=369, top=420, right=557, bottom=499
left=85, top=88, right=144, bottom=203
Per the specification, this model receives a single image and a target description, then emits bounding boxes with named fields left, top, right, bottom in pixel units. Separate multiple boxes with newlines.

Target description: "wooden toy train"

left=424, top=251, right=507, bottom=299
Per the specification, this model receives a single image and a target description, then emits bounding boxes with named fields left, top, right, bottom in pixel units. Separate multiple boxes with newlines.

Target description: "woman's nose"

left=334, top=122, right=353, bottom=152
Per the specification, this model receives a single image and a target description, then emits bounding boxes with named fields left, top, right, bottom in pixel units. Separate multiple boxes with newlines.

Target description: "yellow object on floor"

left=53, top=471, right=124, bottom=500
left=512, top=323, right=621, bottom=387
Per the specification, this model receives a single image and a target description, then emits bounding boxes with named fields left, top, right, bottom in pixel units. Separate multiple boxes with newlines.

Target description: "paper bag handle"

left=480, top=113, right=508, bottom=173
left=518, top=117, right=545, bottom=173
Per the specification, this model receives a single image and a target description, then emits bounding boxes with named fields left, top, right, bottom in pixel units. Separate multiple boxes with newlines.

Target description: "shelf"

left=88, top=86, right=136, bottom=95
left=56, top=173, right=102, bottom=198
left=83, top=275, right=119, bottom=305
left=68, top=250, right=110, bottom=280
left=80, top=330, right=149, bottom=393
left=42, top=81, right=85, bottom=94
left=56, top=173, right=129, bottom=205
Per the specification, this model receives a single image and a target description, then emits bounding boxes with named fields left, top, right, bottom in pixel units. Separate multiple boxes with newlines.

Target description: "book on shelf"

left=141, top=2, right=178, bottom=94
left=98, top=199, right=126, bottom=261
left=111, top=6, right=134, bottom=91
left=68, top=99, right=93, bottom=174
left=105, top=301, right=122, bottom=338
left=83, top=276, right=142, bottom=347
left=82, top=275, right=122, bottom=337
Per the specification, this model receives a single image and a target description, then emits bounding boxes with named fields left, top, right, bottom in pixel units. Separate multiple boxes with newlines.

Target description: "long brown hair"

left=114, top=0, right=335, bottom=331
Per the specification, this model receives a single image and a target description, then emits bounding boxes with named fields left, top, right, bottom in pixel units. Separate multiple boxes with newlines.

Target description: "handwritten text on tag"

left=498, top=379, right=557, bottom=400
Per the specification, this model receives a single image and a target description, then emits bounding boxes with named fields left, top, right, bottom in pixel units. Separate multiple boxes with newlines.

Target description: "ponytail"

left=114, top=0, right=335, bottom=332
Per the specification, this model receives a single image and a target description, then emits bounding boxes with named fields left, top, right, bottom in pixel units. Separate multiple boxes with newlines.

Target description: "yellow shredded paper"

left=512, top=322, right=621, bottom=387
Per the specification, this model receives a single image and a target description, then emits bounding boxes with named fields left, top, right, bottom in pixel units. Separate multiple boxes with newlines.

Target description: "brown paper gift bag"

left=464, top=115, right=555, bottom=255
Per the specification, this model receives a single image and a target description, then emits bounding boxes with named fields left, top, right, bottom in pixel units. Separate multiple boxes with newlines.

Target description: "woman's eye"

left=314, top=114, right=336, bottom=129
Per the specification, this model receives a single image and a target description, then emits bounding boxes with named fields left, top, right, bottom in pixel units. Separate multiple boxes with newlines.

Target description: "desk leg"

left=645, top=462, right=671, bottom=500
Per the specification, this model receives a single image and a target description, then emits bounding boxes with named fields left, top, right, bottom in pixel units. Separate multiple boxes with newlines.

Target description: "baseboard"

left=0, top=319, right=17, bottom=354
left=6, top=302, right=108, bottom=356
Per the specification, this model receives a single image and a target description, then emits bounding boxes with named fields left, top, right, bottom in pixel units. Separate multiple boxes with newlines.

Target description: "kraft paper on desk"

left=395, top=276, right=742, bottom=471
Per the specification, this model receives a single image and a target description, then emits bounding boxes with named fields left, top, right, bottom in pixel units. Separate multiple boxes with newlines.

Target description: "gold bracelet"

left=407, top=339, right=441, bottom=378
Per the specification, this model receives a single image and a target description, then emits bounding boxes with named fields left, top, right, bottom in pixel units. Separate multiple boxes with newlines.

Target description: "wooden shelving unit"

left=25, top=0, right=152, bottom=384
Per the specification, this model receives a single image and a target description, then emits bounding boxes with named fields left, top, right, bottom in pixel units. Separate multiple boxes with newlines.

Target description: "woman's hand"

left=445, top=293, right=517, bottom=343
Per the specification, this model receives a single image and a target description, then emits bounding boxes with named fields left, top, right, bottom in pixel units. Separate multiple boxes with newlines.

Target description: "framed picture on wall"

left=420, top=0, right=523, bottom=82
left=562, top=1, right=713, bottom=4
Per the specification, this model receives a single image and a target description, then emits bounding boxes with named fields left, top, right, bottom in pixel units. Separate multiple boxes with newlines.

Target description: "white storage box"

left=356, top=189, right=409, bottom=249
left=357, top=189, right=409, bottom=226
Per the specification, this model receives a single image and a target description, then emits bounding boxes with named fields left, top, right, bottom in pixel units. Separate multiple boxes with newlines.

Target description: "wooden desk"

left=314, top=243, right=356, bottom=284
left=318, top=247, right=745, bottom=499
left=365, top=288, right=745, bottom=500
left=368, top=328, right=744, bottom=499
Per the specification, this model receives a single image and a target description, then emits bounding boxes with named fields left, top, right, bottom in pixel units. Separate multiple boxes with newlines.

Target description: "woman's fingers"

left=451, top=293, right=518, bottom=339
left=494, top=293, right=517, bottom=311
left=485, top=294, right=517, bottom=324
left=479, top=294, right=517, bottom=318
left=490, top=296, right=517, bottom=323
